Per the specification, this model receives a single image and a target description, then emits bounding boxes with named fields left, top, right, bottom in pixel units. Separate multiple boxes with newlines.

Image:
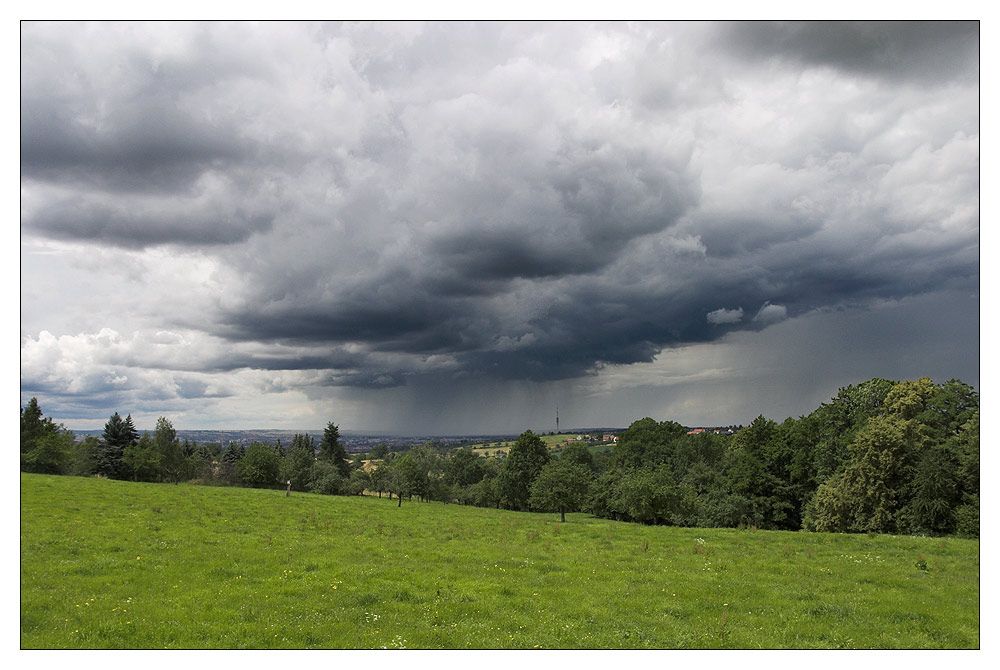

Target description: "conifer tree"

left=97, top=412, right=135, bottom=479
left=319, top=422, right=350, bottom=477
left=21, top=397, right=55, bottom=454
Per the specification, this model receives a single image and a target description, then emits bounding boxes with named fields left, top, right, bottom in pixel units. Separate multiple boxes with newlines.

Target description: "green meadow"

left=20, top=473, right=979, bottom=649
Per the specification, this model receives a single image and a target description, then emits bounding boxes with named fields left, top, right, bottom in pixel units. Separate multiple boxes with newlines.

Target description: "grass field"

left=20, top=473, right=979, bottom=649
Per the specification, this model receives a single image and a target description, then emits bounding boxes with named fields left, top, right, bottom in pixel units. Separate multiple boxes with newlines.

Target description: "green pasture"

left=21, top=473, right=978, bottom=649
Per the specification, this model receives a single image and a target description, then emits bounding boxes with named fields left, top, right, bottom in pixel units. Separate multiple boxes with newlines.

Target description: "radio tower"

left=556, top=406, right=560, bottom=434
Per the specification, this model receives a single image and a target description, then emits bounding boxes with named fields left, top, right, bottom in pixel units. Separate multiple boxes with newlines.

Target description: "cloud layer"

left=20, top=21, right=979, bottom=430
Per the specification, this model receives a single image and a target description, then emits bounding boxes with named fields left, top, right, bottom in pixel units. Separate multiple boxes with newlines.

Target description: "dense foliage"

left=19, top=376, right=979, bottom=537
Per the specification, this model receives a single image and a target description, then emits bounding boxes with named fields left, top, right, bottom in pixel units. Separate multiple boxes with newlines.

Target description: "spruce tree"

left=97, top=412, right=134, bottom=479
left=319, top=422, right=350, bottom=477
left=21, top=397, right=54, bottom=454
left=20, top=398, right=68, bottom=473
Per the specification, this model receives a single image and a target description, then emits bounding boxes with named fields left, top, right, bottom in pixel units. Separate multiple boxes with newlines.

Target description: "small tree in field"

left=529, top=461, right=594, bottom=522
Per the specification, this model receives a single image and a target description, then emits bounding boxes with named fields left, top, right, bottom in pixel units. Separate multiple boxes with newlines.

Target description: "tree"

left=282, top=434, right=316, bottom=491
left=344, top=469, right=370, bottom=496
left=805, top=378, right=896, bottom=486
left=20, top=398, right=72, bottom=474
left=559, top=442, right=595, bottom=471
left=805, top=415, right=922, bottom=534
left=70, top=436, right=100, bottom=477
left=154, top=417, right=184, bottom=484
left=222, top=442, right=245, bottom=464
left=726, top=416, right=797, bottom=529
left=21, top=397, right=56, bottom=454
left=409, top=444, right=439, bottom=501
left=98, top=412, right=137, bottom=479
left=884, top=377, right=935, bottom=420
left=370, top=464, right=391, bottom=498
left=237, top=442, right=282, bottom=489
left=497, top=430, right=551, bottom=511
left=610, top=465, right=686, bottom=525
left=613, top=418, right=686, bottom=469
left=389, top=454, right=416, bottom=506
left=22, top=429, right=74, bottom=475
left=124, top=415, right=139, bottom=445
left=915, top=379, right=979, bottom=441
left=802, top=475, right=851, bottom=533
left=444, top=448, right=485, bottom=487
left=319, top=422, right=350, bottom=477
left=308, top=460, right=343, bottom=494
left=529, top=461, right=594, bottom=522
left=904, top=443, right=960, bottom=534
left=177, top=439, right=204, bottom=481
left=948, top=411, right=979, bottom=537
left=122, top=433, right=162, bottom=482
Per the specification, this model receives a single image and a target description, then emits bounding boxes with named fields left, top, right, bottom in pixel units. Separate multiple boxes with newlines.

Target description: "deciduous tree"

left=154, top=417, right=184, bottom=484
left=282, top=434, right=316, bottom=491
left=498, top=430, right=550, bottom=511
left=529, top=461, right=594, bottom=522
left=123, top=433, right=162, bottom=482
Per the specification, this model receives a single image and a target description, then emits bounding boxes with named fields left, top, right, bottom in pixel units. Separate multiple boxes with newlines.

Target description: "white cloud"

left=707, top=307, right=744, bottom=325
left=753, top=302, right=789, bottom=325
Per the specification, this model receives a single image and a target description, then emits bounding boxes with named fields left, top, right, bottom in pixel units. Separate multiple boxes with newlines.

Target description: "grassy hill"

left=20, top=473, right=979, bottom=649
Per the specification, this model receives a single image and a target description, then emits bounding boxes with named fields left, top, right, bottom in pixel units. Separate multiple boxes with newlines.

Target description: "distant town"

left=69, top=426, right=744, bottom=452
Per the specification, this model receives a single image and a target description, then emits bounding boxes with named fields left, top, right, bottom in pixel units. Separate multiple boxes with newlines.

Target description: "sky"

left=19, top=20, right=980, bottom=434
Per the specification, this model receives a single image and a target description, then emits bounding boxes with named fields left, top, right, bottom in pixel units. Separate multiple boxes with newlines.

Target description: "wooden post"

left=286, top=480, right=291, bottom=497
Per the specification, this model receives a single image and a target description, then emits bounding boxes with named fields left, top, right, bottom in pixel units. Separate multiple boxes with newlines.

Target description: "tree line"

left=19, top=376, right=978, bottom=537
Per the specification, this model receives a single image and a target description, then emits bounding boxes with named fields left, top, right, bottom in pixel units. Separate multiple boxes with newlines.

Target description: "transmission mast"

left=556, top=406, right=560, bottom=434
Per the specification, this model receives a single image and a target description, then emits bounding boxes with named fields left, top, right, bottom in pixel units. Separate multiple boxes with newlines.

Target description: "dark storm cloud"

left=20, top=21, right=282, bottom=247
left=28, top=194, right=273, bottom=247
left=20, top=22, right=270, bottom=187
left=20, top=21, right=979, bottom=405
left=20, top=94, right=251, bottom=193
left=718, top=21, right=979, bottom=83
